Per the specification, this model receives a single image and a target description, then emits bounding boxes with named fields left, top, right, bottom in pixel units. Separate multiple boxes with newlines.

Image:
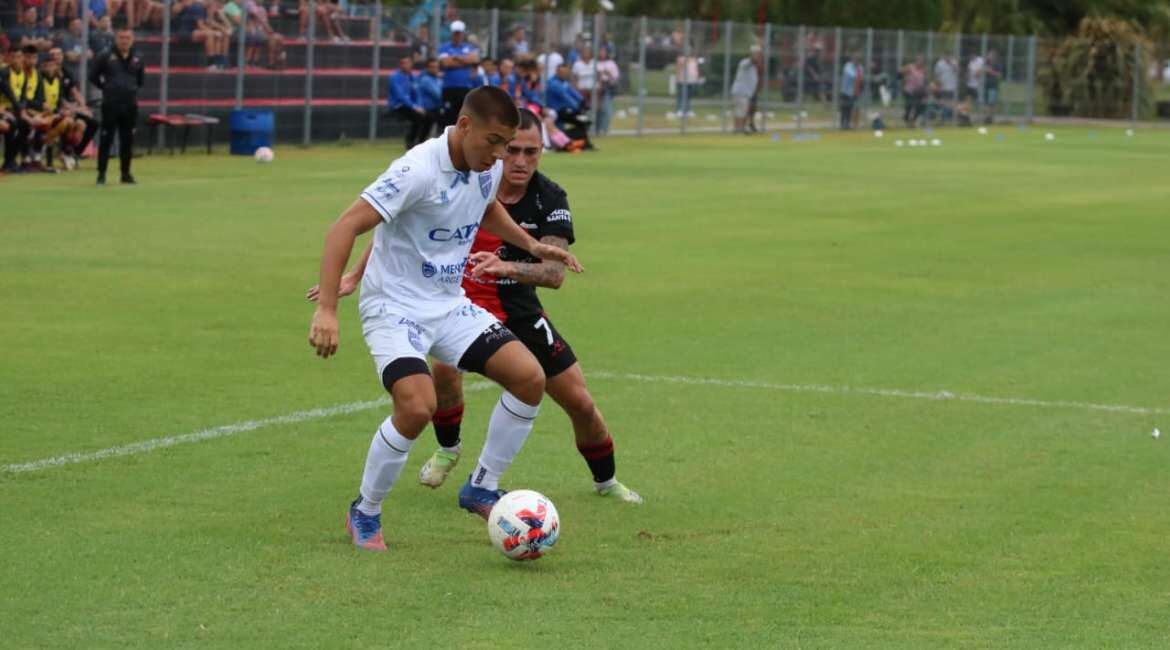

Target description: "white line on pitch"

left=4, top=372, right=1166, bottom=476
left=588, top=371, right=1169, bottom=416
left=1, top=382, right=494, bottom=476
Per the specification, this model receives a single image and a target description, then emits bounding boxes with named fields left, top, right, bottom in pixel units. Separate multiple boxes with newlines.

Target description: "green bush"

left=1042, top=17, right=1153, bottom=119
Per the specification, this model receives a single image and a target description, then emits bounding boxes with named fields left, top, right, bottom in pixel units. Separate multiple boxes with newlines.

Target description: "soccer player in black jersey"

left=308, top=109, right=641, bottom=504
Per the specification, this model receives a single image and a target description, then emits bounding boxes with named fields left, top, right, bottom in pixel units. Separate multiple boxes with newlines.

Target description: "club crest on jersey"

left=478, top=173, right=492, bottom=198
left=421, top=261, right=437, bottom=278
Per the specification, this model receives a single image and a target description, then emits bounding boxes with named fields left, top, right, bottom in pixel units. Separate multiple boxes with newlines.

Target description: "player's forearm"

left=317, top=222, right=360, bottom=311
left=503, top=261, right=565, bottom=289
left=349, top=242, right=373, bottom=280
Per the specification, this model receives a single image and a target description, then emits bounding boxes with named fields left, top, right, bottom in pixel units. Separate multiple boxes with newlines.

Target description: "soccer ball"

left=487, top=489, right=560, bottom=561
left=254, top=146, right=275, bottom=163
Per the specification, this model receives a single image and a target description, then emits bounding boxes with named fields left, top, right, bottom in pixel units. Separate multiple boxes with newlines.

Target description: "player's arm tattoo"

left=507, top=236, right=568, bottom=289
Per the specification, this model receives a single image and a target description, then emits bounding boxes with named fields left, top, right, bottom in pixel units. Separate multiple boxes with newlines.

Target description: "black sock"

left=577, top=436, right=616, bottom=484
left=432, top=403, right=463, bottom=449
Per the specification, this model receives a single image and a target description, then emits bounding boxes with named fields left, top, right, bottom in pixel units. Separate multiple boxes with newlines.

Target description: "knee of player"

left=561, top=387, right=596, bottom=420
left=512, top=364, right=546, bottom=405
left=395, top=396, right=437, bottom=431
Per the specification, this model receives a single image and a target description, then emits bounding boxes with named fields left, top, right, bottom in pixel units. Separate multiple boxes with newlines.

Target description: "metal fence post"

left=832, top=26, right=841, bottom=129
left=1132, top=42, right=1141, bottom=127
left=80, top=1, right=90, bottom=101
left=303, top=0, right=316, bottom=145
left=925, top=28, right=933, bottom=84
left=680, top=18, right=691, bottom=134
left=796, top=25, right=806, bottom=123
left=490, top=8, right=499, bottom=60
left=541, top=11, right=553, bottom=87
left=1025, top=35, right=1036, bottom=124
left=589, top=13, right=601, bottom=134
left=234, top=8, right=246, bottom=110
left=979, top=32, right=989, bottom=119
left=1005, top=34, right=1014, bottom=117
left=636, top=16, right=646, bottom=136
left=720, top=20, right=732, bottom=134
left=952, top=30, right=961, bottom=120
left=430, top=7, right=440, bottom=59
left=368, top=0, right=382, bottom=143
left=157, top=0, right=169, bottom=147
left=863, top=27, right=873, bottom=121
left=761, top=22, right=772, bottom=131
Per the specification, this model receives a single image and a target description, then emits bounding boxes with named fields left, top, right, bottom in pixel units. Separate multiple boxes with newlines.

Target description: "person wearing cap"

left=437, top=19, right=479, bottom=129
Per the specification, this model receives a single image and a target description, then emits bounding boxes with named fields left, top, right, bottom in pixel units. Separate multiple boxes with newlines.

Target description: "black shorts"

left=507, top=312, right=577, bottom=379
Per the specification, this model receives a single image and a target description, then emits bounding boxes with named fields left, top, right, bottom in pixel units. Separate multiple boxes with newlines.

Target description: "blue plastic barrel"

left=229, top=110, right=274, bottom=155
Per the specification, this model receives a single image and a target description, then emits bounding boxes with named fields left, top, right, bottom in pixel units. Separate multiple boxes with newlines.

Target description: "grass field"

left=3, top=126, right=1170, bottom=648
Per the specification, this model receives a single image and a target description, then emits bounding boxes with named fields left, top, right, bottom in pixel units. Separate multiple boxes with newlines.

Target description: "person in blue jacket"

left=544, top=63, right=592, bottom=149
left=387, top=55, right=426, bottom=150
left=416, top=57, right=444, bottom=143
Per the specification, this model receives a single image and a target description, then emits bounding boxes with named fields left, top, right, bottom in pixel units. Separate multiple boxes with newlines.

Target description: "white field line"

left=588, top=371, right=1170, bottom=417
left=4, top=373, right=1166, bottom=476
left=1, top=382, right=493, bottom=476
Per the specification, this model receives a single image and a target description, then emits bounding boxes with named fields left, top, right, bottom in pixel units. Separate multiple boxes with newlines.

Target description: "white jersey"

left=358, top=127, right=503, bottom=321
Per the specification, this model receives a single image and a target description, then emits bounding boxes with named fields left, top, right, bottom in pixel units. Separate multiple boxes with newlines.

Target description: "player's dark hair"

left=517, top=107, right=542, bottom=135
left=22, top=44, right=38, bottom=55
left=460, top=85, right=520, bottom=128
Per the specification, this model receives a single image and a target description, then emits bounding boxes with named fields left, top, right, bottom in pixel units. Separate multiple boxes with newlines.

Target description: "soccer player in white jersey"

left=308, top=86, right=582, bottom=552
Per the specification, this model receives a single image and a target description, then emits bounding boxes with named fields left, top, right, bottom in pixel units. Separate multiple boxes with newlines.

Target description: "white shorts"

left=732, top=95, right=751, bottom=119
left=361, top=297, right=503, bottom=382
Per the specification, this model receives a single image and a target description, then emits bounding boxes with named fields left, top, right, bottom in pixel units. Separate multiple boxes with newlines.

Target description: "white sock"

left=357, top=417, right=416, bottom=516
left=441, top=443, right=462, bottom=455
left=471, top=392, right=540, bottom=491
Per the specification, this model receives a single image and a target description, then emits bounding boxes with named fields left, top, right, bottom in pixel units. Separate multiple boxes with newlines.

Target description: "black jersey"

left=463, top=171, right=575, bottom=321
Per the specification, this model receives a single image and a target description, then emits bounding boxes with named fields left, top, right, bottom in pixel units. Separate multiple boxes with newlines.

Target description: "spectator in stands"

left=240, top=0, right=285, bottom=68
left=55, top=18, right=84, bottom=81
left=48, top=0, right=79, bottom=27
left=594, top=45, right=618, bottom=135
left=299, top=0, right=345, bottom=43
left=89, top=14, right=115, bottom=55
left=983, top=49, right=1002, bottom=124
left=10, top=7, right=53, bottom=53
left=933, top=53, right=958, bottom=118
left=505, top=24, right=527, bottom=60
left=387, top=55, right=425, bottom=150
left=839, top=51, right=861, bottom=129
left=437, top=19, right=479, bottom=128
left=966, top=51, right=985, bottom=103
left=731, top=45, right=760, bottom=134
left=175, top=0, right=228, bottom=70
left=10, top=45, right=46, bottom=171
left=516, top=57, right=542, bottom=112
left=89, top=26, right=142, bottom=185
left=673, top=49, right=701, bottom=118
left=411, top=24, right=430, bottom=63
left=900, top=55, right=926, bottom=127
left=478, top=57, right=496, bottom=87
left=545, top=62, right=591, bottom=149
left=496, top=57, right=521, bottom=102
left=416, top=56, right=442, bottom=141
left=566, top=33, right=585, bottom=66
left=537, top=47, right=562, bottom=85
left=571, top=45, right=595, bottom=102
left=207, top=0, right=236, bottom=62
left=128, top=0, right=164, bottom=29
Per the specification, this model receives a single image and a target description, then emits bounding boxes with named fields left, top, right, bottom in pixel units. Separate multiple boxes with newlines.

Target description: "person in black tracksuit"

left=89, top=28, right=144, bottom=185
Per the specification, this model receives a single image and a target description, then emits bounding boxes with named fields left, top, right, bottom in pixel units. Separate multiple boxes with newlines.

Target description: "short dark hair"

left=22, top=44, right=38, bottom=56
left=481, top=57, right=494, bottom=65
left=517, top=107, right=542, bottom=135
left=460, top=85, right=520, bottom=128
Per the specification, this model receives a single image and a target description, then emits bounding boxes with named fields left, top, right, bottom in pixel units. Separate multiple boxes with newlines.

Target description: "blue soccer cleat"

left=458, top=476, right=507, bottom=520
left=345, top=497, right=387, bottom=551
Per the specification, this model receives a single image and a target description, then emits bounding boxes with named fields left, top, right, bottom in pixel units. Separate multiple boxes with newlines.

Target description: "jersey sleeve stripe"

left=360, top=191, right=394, bottom=222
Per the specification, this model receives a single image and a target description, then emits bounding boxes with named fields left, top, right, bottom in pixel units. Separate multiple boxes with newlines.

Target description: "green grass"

left=3, top=126, right=1170, bottom=648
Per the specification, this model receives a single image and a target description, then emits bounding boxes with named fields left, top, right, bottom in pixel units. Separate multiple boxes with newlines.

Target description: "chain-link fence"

left=5, top=1, right=1169, bottom=153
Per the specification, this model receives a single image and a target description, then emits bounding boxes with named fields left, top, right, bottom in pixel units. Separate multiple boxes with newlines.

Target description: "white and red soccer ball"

left=487, top=490, right=560, bottom=561
left=254, top=146, right=275, bottom=163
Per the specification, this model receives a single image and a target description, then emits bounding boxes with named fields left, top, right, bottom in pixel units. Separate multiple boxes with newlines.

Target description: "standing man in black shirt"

left=89, top=27, right=143, bottom=185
